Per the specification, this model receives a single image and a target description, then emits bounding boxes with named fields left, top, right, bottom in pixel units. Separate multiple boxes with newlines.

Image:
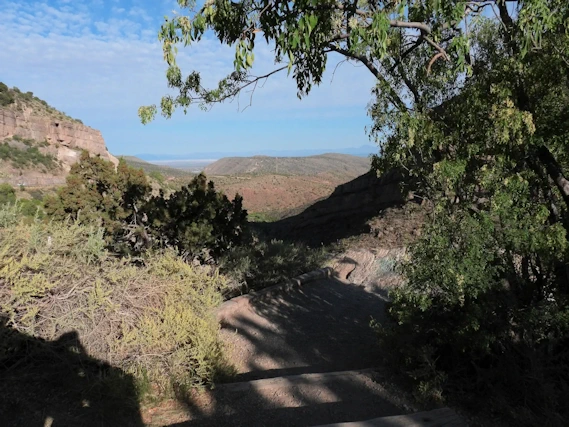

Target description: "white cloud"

left=2, top=0, right=377, bottom=154
left=128, top=6, right=153, bottom=22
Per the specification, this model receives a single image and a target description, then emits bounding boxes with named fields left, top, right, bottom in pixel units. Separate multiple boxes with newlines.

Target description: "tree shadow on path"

left=0, top=315, right=143, bottom=427
left=168, top=276, right=405, bottom=427
left=231, top=276, right=391, bottom=380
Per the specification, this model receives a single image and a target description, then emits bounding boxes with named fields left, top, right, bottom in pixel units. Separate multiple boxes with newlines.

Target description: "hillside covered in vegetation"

left=0, top=82, right=82, bottom=123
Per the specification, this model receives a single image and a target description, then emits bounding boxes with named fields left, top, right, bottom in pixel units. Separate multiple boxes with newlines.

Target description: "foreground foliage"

left=0, top=188, right=45, bottom=222
left=374, top=11, right=569, bottom=427
left=0, top=218, right=233, bottom=397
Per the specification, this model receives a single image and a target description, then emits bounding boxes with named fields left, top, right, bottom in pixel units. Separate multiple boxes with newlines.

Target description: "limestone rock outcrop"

left=0, top=107, right=117, bottom=169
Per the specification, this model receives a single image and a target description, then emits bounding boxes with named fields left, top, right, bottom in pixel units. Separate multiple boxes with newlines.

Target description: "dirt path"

left=220, top=276, right=390, bottom=380
left=144, top=249, right=465, bottom=426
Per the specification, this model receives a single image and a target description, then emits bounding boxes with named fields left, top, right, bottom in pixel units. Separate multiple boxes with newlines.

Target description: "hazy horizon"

left=124, top=144, right=377, bottom=161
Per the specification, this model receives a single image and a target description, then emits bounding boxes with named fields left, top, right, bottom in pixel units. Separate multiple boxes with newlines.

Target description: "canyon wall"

left=0, top=107, right=117, bottom=168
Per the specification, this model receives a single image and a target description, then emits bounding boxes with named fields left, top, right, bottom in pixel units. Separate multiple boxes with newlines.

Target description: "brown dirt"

left=219, top=276, right=394, bottom=380
left=213, top=172, right=365, bottom=216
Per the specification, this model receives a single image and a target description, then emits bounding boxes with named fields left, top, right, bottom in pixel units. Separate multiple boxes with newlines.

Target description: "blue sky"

left=1, top=0, right=378, bottom=156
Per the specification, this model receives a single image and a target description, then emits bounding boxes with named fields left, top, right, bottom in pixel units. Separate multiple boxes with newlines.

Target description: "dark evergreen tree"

left=146, top=173, right=247, bottom=259
left=44, top=151, right=151, bottom=252
left=45, top=156, right=246, bottom=258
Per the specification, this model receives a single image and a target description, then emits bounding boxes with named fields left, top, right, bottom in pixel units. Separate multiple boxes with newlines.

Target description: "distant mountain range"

left=135, top=145, right=377, bottom=161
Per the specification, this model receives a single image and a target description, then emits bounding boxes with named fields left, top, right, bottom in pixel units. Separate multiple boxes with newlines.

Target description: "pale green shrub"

left=0, top=202, right=21, bottom=228
left=0, top=221, right=233, bottom=399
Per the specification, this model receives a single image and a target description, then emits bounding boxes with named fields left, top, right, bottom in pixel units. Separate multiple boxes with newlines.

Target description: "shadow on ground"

left=0, top=315, right=143, bottom=427
left=231, top=276, right=390, bottom=380
left=262, top=170, right=407, bottom=245
left=165, top=276, right=405, bottom=427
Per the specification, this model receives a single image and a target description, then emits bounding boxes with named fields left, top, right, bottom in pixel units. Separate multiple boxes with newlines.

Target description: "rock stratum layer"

left=0, top=107, right=117, bottom=186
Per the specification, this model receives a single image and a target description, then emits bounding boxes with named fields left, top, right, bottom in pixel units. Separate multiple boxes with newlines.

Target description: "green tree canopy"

left=44, top=154, right=247, bottom=259
left=372, top=6, right=569, bottom=422
left=139, top=0, right=564, bottom=123
left=44, top=152, right=151, bottom=247
left=146, top=173, right=247, bottom=259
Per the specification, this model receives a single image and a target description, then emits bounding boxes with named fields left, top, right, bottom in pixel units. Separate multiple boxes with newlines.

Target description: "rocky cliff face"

left=0, top=107, right=117, bottom=172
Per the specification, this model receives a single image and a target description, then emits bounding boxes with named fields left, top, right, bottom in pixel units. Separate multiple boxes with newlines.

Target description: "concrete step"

left=317, top=407, right=466, bottom=426
left=161, top=369, right=410, bottom=426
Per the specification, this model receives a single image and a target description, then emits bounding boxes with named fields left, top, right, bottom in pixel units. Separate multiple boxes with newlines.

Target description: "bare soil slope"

left=212, top=173, right=364, bottom=217
left=263, top=170, right=428, bottom=245
left=123, top=155, right=372, bottom=218
left=206, top=154, right=372, bottom=217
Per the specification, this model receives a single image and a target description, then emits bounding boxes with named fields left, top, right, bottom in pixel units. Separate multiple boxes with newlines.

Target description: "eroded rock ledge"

left=0, top=107, right=117, bottom=170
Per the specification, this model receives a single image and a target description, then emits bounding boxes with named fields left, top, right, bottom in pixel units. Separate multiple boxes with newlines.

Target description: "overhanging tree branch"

left=200, top=66, right=288, bottom=105
left=389, top=20, right=432, bottom=34
left=389, top=36, right=423, bottom=73
left=146, top=0, right=528, bottom=122
left=423, top=35, right=450, bottom=61
left=326, top=44, right=407, bottom=111
left=537, top=145, right=569, bottom=210
left=497, top=1, right=515, bottom=29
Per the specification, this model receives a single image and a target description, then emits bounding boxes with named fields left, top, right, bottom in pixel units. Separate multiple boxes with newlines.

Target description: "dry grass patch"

left=0, top=219, right=234, bottom=401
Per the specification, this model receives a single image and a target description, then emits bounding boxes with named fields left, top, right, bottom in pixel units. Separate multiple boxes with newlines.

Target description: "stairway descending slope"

left=218, top=273, right=391, bottom=382
left=164, top=369, right=403, bottom=426
left=146, top=271, right=466, bottom=426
